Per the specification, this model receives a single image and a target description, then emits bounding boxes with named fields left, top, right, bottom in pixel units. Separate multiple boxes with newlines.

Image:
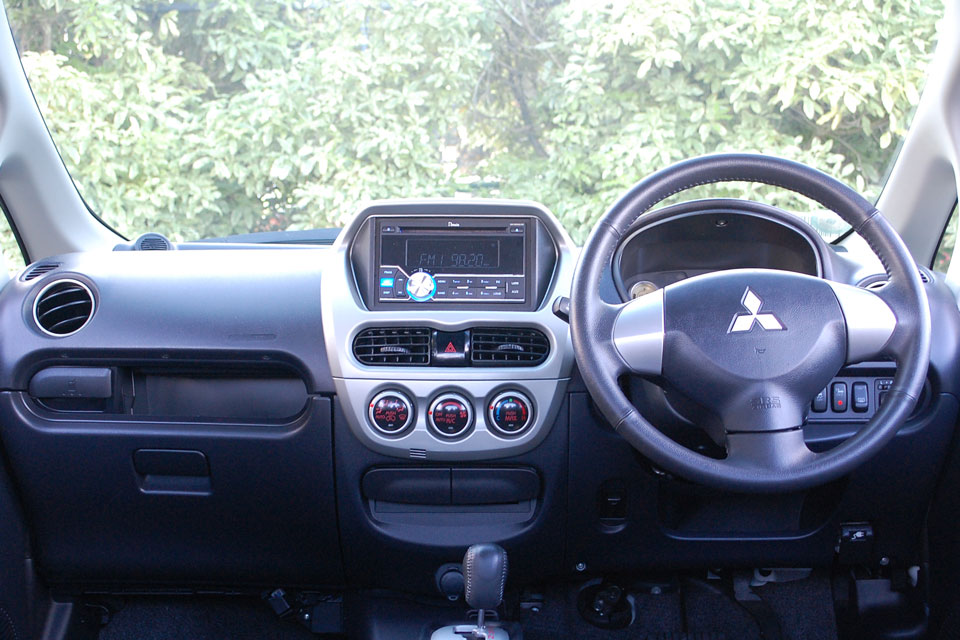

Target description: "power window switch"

left=812, top=388, right=828, bottom=413
left=852, top=382, right=869, bottom=413
left=831, top=382, right=848, bottom=413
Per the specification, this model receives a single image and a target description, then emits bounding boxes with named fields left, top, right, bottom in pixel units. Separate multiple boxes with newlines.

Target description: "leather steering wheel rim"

left=570, top=153, right=931, bottom=493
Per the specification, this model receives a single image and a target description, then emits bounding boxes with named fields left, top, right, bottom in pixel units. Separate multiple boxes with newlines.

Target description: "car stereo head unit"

left=375, top=217, right=530, bottom=304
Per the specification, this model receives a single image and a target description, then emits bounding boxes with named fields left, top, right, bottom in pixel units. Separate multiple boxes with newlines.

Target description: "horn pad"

left=662, top=269, right=846, bottom=432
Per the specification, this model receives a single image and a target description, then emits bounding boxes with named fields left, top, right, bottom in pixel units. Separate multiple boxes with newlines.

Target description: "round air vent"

left=857, top=268, right=932, bottom=291
left=33, top=279, right=95, bottom=337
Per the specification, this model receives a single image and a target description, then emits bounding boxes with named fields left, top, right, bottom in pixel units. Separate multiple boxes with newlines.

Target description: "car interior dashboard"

left=0, top=196, right=959, bottom=639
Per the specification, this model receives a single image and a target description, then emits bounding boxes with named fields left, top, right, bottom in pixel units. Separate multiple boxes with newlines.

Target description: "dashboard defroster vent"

left=471, top=327, right=550, bottom=367
left=353, top=327, right=431, bottom=365
left=134, top=233, right=173, bottom=251
left=22, top=262, right=60, bottom=281
left=33, top=279, right=95, bottom=337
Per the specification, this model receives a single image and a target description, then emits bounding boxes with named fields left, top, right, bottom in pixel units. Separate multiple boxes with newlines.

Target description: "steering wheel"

left=570, top=154, right=931, bottom=493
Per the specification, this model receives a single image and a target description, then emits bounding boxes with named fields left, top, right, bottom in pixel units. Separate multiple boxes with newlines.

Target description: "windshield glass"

left=7, top=0, right=942, bottom=244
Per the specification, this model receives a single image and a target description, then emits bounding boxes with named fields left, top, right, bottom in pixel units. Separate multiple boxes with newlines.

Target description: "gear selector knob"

left=463, top=543, right=508, bottom=612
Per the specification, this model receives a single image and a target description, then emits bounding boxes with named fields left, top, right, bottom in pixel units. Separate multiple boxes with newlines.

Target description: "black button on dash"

left=832, top=382, right=848, bottom=413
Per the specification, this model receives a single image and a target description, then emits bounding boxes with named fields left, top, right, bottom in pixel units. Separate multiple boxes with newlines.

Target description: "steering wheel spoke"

left=826, top=281, right=897, bottom=364
left=725, top=429, right=816, bottom=472
left=611, top=289, right=664, bottom=376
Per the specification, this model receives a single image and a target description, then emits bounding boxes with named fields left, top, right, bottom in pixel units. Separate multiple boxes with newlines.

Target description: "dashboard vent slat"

left=859, top=267, right=932, bottom=290
left=22, top=262, right=60, bottom=281
left=134, top=233, right=173, bottom=251
left=353, top=327, right=431, bottom=365
left=34, top=280, right=95, bottom=337
left=471, top=327, right=550, bottom=367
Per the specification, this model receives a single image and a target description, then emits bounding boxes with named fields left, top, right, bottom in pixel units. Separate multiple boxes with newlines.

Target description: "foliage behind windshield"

left=7, top=0, right=942, bottom=244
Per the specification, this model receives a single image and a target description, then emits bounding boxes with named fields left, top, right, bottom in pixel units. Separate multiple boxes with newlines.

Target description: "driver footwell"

left=519, top=572, right=837, bottom=640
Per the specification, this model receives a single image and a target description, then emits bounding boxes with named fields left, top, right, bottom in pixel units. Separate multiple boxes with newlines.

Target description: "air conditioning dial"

left=488, top=391, right=533, bottom=436
left=428, top=393, right=473, bottom=438
left=368, top=390, right=414, bottom=435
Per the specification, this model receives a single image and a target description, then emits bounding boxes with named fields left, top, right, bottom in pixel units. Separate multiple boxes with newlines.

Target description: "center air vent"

left=354, top=328, right=431, bottom=365
left=34, top=279, right=95, bottom=337
left=471, top=327, right=550, bottom=367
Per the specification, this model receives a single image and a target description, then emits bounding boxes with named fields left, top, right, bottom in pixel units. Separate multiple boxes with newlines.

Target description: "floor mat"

left=98, top=597, right=314, bottom=640
left=520, top=573, right=838, bottom=640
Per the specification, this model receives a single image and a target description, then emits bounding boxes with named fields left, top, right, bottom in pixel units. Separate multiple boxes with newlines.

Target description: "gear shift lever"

left=431, top=544, right=510, bottom=640
left=463, top=543, right=508, bottom=634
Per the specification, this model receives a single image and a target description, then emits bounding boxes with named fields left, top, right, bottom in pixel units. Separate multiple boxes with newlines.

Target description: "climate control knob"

left=368, top=390, right=414, bottom=435
left=428, top=393, right=473, bottom=438
left=488, top=391, right=533, bottom=436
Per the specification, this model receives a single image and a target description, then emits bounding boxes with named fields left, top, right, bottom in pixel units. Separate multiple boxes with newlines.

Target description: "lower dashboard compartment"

left=0, top=392, right=342, bottom=588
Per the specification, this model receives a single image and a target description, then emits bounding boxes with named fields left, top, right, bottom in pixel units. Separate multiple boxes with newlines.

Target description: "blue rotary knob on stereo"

left=406, top=271, right=437, bottom=302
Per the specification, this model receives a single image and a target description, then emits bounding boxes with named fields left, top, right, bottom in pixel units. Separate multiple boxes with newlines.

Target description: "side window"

left=934, top=202, right=959, bottom=273
left=0, top=213, right=25, bottom=276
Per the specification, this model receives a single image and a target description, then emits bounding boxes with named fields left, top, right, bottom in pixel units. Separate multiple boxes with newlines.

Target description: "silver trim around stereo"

left=321, top=199, right=576, bottom=459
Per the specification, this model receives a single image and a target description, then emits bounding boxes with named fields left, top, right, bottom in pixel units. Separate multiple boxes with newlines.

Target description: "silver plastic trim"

left=428, top=392, right=474, bottom=439
left=487, top=390, right=534, bottom=437
left=827, top=281, right=897, bottom=363
left=367, top=389, right=415, bottom=436
left=322, top=200, right=576, bottom=459
left=32, top=278, right=96, bottom=338
left=612, top=289, right=665, bottom=376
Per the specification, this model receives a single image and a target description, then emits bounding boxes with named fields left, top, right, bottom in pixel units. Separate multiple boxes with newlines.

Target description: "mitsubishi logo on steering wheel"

left=728, top=287, right=785, bottom=333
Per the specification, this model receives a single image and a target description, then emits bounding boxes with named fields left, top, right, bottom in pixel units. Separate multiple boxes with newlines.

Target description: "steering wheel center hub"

left=663, top=269, right=846, bottom=432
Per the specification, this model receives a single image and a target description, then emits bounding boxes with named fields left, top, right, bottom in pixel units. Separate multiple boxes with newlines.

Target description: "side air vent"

left=21, top=262, right=60, bottom=281
left=858, top=268, right=932, bottom=290
left=353, top=327, right=431, bottom=365
left=134, top=232, right=173, bottom=251
left=33, top=279, right=95, bottom=337
left=471, top=327, right=550, bottom=367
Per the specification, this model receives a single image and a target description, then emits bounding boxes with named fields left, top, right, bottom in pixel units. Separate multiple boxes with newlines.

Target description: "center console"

left=321, top=199, right=576, bottom=461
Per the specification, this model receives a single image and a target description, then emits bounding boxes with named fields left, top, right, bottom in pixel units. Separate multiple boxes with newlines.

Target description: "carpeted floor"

left=98, top=597, right=315, bottom=640
left=519, top=573, right=838, bottom=640
left=95, top=574, right=837, bottom=639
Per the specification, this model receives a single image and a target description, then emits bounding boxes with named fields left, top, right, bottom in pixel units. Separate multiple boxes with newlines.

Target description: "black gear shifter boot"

left=463, top=543, right=508, bottom=611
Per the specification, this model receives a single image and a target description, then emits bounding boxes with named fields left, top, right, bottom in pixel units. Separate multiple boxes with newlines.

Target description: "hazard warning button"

left=432, top=329, right=468, bottom=366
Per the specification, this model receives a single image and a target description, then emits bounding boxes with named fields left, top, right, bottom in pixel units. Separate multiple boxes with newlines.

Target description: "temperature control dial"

left=368, top=390, right=414, bottom=435
left=488, top=391, right=533, bottom=436
left=428, top=393, right=473, bottom=438
left=406, top=271, right=437, bottom=302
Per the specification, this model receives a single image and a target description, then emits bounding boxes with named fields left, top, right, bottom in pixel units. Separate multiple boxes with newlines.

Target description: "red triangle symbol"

left=444, top=342, right=457, bottom=353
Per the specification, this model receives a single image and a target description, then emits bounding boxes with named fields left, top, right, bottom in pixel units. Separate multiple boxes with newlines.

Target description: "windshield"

left=6, top=0, right=942, bottom=245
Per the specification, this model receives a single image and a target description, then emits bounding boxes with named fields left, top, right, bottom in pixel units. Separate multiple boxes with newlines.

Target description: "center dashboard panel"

left=322, top=200, right=576, bottom=461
